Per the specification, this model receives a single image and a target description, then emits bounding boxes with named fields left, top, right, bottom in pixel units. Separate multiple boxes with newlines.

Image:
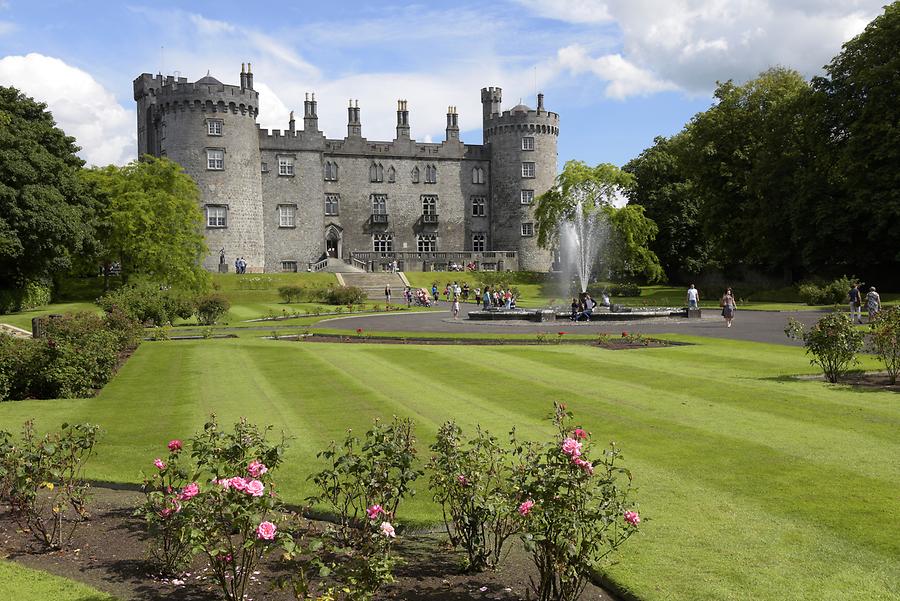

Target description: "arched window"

left=472, top=166, right=485, bottom=184
left=387, top=165, right=396, bottom=183
left=425, top=164, right=437, bottom=184
left=411, top=166, right=420, bottom=183
left=324, top=161, right=338, bottom=181
left=370, top=162, right=383, bottom=183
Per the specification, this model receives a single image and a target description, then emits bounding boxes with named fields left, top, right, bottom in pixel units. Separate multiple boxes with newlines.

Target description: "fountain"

left=562, top=195, right=608, bottom=294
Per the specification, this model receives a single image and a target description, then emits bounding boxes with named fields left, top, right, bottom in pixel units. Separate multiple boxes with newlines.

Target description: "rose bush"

left=786, top=313, right=864, bottom=383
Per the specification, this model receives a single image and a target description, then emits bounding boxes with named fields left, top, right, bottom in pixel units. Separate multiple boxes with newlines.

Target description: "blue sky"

left=0, top=0, right=885, bottom=167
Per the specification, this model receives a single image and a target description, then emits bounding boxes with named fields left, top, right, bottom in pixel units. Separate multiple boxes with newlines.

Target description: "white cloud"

left=514, top=0, right=612, bottom=24
left=556, top=45, right=677, bottom=99
left=520, top=0, right=885, bottom=95
left=188, top=14, right=235, bottom=35
left=0, top=53, right=135, bottom=165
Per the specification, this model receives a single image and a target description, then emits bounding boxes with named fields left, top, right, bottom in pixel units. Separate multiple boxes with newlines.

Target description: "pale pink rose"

left=256, top=521, right=277, bottom=540
left=245, top=479, right=265, bottom=497
left=247, top=460, right=268, bottom=478
left=624, top=511, right=641, bottom=526
left=380, top=521, right=396, bottom=538
left=366, top=504, right=384, bottom=520
left=178, top=482, right=200, bottom=501
left=573, top=457, right=594, bottom=475
left=572, top=428, right=588, bottom=440
left=228, top=476, right=249, bottom=492
left=167, top=439, right=182, bottom=452
left=561, top=437, right=582, bottom=458
left=457, top=474, right=469, bottom=487
left=518, top=499, right=535, bottom=516
left=214, top=478, right=231, bottom=489
left=154, top=458, right=166, bottom=470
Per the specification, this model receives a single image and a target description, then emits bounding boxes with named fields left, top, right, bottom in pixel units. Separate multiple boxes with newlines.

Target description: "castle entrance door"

left=325, top=225, right=342, bottom=258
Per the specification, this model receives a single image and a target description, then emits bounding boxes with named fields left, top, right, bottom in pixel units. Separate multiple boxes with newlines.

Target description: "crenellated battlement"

left=133, top=70, right=259, bottom=119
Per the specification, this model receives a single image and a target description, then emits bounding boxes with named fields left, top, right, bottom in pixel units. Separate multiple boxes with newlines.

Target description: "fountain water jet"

left=562, top=196, right=608, bottom=293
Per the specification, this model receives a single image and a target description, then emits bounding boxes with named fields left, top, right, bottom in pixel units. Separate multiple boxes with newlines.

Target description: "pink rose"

left=518, top=499, right=535, bottom=516
left=245, top=479, right=265, bottom=497
left=256, top=521, right=277, bottom=540
left=624, top=511, right=641, bottom=526
left=457, top=475, right=469, bottom=487
left=380, top=521, right=396, bottom=538
left=215, top=478, right=231, bottom=489
left=167, top=439, right=182, bottom=452
left=228, top=476, right=248, bottom=492
left=366, top=504, right=384, bottom=520
left=247, top=460, right=268, bottom=478
left=561, top=437, right=582, bottom=458
left=154, top=458, right=166, bottom=470
left=573, top=457, right=594, bottom=475
left=572, top=428, right=588, bottom=440
left=178, top=482, right=199, bottom=501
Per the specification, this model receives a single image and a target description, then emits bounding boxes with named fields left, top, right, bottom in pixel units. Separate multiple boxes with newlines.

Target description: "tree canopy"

left=0, top=86, right=93, bottom=287
left=81, top=156, right=209, bottom=291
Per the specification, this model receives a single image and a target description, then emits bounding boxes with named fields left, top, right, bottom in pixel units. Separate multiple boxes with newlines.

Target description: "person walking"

left=384, top=285, right=392, bottom=304
left=849, top=284, right=863, bottom=324
left=866, top=286, right=882, bottom=322
left=482, top=287, right=491, bottom=310
left=687, top=284, right=700, bottom=309
left=452, top=294, right=460, bottom=319
left=404, top=286, right=412, bottom=308
left=721, top=288, right=736, bottom=328
left=432, top=283, right=439, bottom=303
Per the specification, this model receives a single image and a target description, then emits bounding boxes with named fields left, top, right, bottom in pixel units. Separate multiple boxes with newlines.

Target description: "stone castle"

left=133, top=63, right=559, bottom=273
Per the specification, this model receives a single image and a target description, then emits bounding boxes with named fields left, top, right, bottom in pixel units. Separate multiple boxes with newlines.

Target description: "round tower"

left=133, top=65, right=265, bottom=272
left=482, top=88, right=559, bottom=272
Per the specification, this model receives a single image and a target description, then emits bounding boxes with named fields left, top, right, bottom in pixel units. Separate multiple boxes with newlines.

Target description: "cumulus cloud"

left=514, top=0, right=612, bottom=24
left=556, top=45, right=677, bottom=99
left=0, top=53, right=135, bottom=165
left=522, top=0, right=884, bottom=96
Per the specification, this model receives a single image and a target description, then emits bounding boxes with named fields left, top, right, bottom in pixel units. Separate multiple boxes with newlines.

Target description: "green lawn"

left=0, top=561, right=117, bottom=601
left=0, top=336, right=896, bottom=601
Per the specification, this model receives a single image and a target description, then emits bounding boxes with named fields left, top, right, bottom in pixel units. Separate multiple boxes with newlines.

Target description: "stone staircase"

left=321, top=257, right=366, bottom=273
left=339, top=272, right=409, bottom=300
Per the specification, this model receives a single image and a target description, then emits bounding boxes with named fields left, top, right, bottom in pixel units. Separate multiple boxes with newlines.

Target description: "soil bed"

left=282, top=334, right=676, bottom=350
left=792, top=371, right=900, bottom=391
left=1, top=487, right=616, bottom=601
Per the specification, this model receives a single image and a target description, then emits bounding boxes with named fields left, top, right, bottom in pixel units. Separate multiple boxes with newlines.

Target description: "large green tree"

left=81, top=156, right=209, bottom=291
left=0, top=87, right=93, bottom=286
left=535, top=160, right=664, bottom=282
left=812, top=2, right=900, bottom=274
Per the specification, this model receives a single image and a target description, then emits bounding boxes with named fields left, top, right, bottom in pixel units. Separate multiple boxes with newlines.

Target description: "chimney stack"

left=288, top=110, right=295, bottom=133
left=240, top=63, right=247, bottom=89
left=246, top=62, right=254, bottom=90
left=537, top=92, right=544, bottom=112
left=303, top=92, right=319, bottom=132
left=445, top=105, right=459, bottom=142
left=347, top=99, right=361, bottom=137
left=396, top=99, right=410, bottom=140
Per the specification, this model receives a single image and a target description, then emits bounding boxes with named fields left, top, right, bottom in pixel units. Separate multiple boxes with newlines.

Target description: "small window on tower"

left=521, top=222, right=534, bottom=237
left=522, top=136, right=534, bottom=150
left=521, top=162, right=535, bottom=178
left=278, top=205, right=296, bottom=228
left=278, top=156, right=294, bottom=176
left=207, top=119, right=223, bottom=136
left=471, top=196, right=486, bottom=217
left=206, top=149, right=224, bottom=170
left=425, top=164, right=437, bottom=184
left=472, top=166, right=485, bottom=184
left=521, top=190, right=534, bottom=204
left=472, top=233, right=486, bottom=252
left=206, top=205, right=227, bottom=228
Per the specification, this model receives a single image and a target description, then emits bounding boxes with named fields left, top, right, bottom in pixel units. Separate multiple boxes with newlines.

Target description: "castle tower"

left=482, top=88, right=559, bottom=271
left=133, top=63, right=265, bottom=272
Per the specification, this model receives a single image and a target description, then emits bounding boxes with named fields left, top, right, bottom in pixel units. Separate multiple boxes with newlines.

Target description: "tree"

left=82, top=156, right=209, bottom=291
left=812, top=3, right=900, bottom=280
left=624, top=133, right=711, bottom=277
left=0, top=87, right=93, bottom=287
left=534, top=160, right=664, bottom=282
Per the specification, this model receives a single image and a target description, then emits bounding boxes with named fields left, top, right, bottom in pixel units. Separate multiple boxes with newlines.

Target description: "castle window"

left=521, top=162, right=535, bottom=178
left=325, top=193, right=340, bottom=216
left=472, top=233, right=486, bottom=252
left=324, top=161, right=338, bottom=181
left=522, top=136, right=534, bottom=151
left=417, top=234, right=437, bottom=253
left=373, top=233, right=393, bottom=252
left=281, top=261, right=298, bottom=273
left=278, top=156, right=294, bottom=176
left=387, top=166, right=396, bottom=183
left=371, top=194, right=387, bottom=215
left=206, top=205, right=227, bottom=228
left=422, top=195, right=437, bottom=216
left=471, top=196, right=486, bottom=217
left=206, top=149, right=224, bottom=170
left=261, top=162, right=269, bottom=173
left=472, top=167, right=485, bottom=184
left=207, top=119, right=223, bottom=136
left=278, top=205, right=296, bottom=228
left=411, top=166, right=420, bottom=183
left=369, top=162, right=384, bottom=183
left=521, top=222, right=534, bottom=237
left=425, top=164, right=437, bottom=184
left=521, top=189, right=534, bottom=204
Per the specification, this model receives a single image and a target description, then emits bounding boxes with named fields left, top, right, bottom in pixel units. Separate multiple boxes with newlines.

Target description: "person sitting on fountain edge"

left=571, top=298, right=580, bottom=321
left=577, top=293, right=597, bottom=321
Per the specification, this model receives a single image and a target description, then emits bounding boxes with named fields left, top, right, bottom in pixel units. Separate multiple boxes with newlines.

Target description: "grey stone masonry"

left=133, top=65, right=559, bottom=272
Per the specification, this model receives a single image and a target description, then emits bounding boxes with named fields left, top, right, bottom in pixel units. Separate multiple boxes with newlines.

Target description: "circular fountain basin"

left=467, top=307, right=686, bottom=322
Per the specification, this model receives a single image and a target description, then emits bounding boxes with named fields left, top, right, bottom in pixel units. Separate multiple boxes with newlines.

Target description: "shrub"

left=98, top=281, right=173, bottom=325
left=41, top=313, right=124, bottom=398
left=324, top=285, right=367, bottom=306
left=429, top=421, right=519, bottom=572
left=4, top=421, right=101, bottom=550
left=798, top=276, right=856, bottom=306
left=870, top=306, right=900, bottom=384
left=278, top=285, right=305, bottom=303
left=309, top=416, right=422, bottom=544
left=585, top=281, right=640, bottom=298
left=0, top=280, right=52, bottom=314
left=797, top=283, right=825, bottom=305
left=785, top=313, right=864, bottom=383
left=195, top=293, right=230, bottom=325
left=511, top=404, right=639, bottom=601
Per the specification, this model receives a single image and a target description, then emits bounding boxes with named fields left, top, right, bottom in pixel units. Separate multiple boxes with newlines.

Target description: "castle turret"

left=133, top=65, right=265, bottom=272
left=396, top=100, right=410, bottom=140
left=482, top=88, right=559, bottom=271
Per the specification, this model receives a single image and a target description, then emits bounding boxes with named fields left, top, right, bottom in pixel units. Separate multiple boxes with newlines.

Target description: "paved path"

left=317, top=303, right=827, bottom=346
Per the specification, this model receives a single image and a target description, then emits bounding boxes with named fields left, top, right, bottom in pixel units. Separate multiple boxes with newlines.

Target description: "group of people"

left=848, top=284, right=881, bottom=323
left=233, top=257, right=248, bottom=274
left=481, top=287, right=518, bottom=310
left=569, top=293, right=606, bottom=321
left=687, top=284, right=737, bottom=327
left=401, top=286, right=433, bottom=308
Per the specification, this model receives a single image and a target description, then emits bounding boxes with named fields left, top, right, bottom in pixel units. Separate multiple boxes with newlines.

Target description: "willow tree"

left=534, top=160, right=664, bottom=282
